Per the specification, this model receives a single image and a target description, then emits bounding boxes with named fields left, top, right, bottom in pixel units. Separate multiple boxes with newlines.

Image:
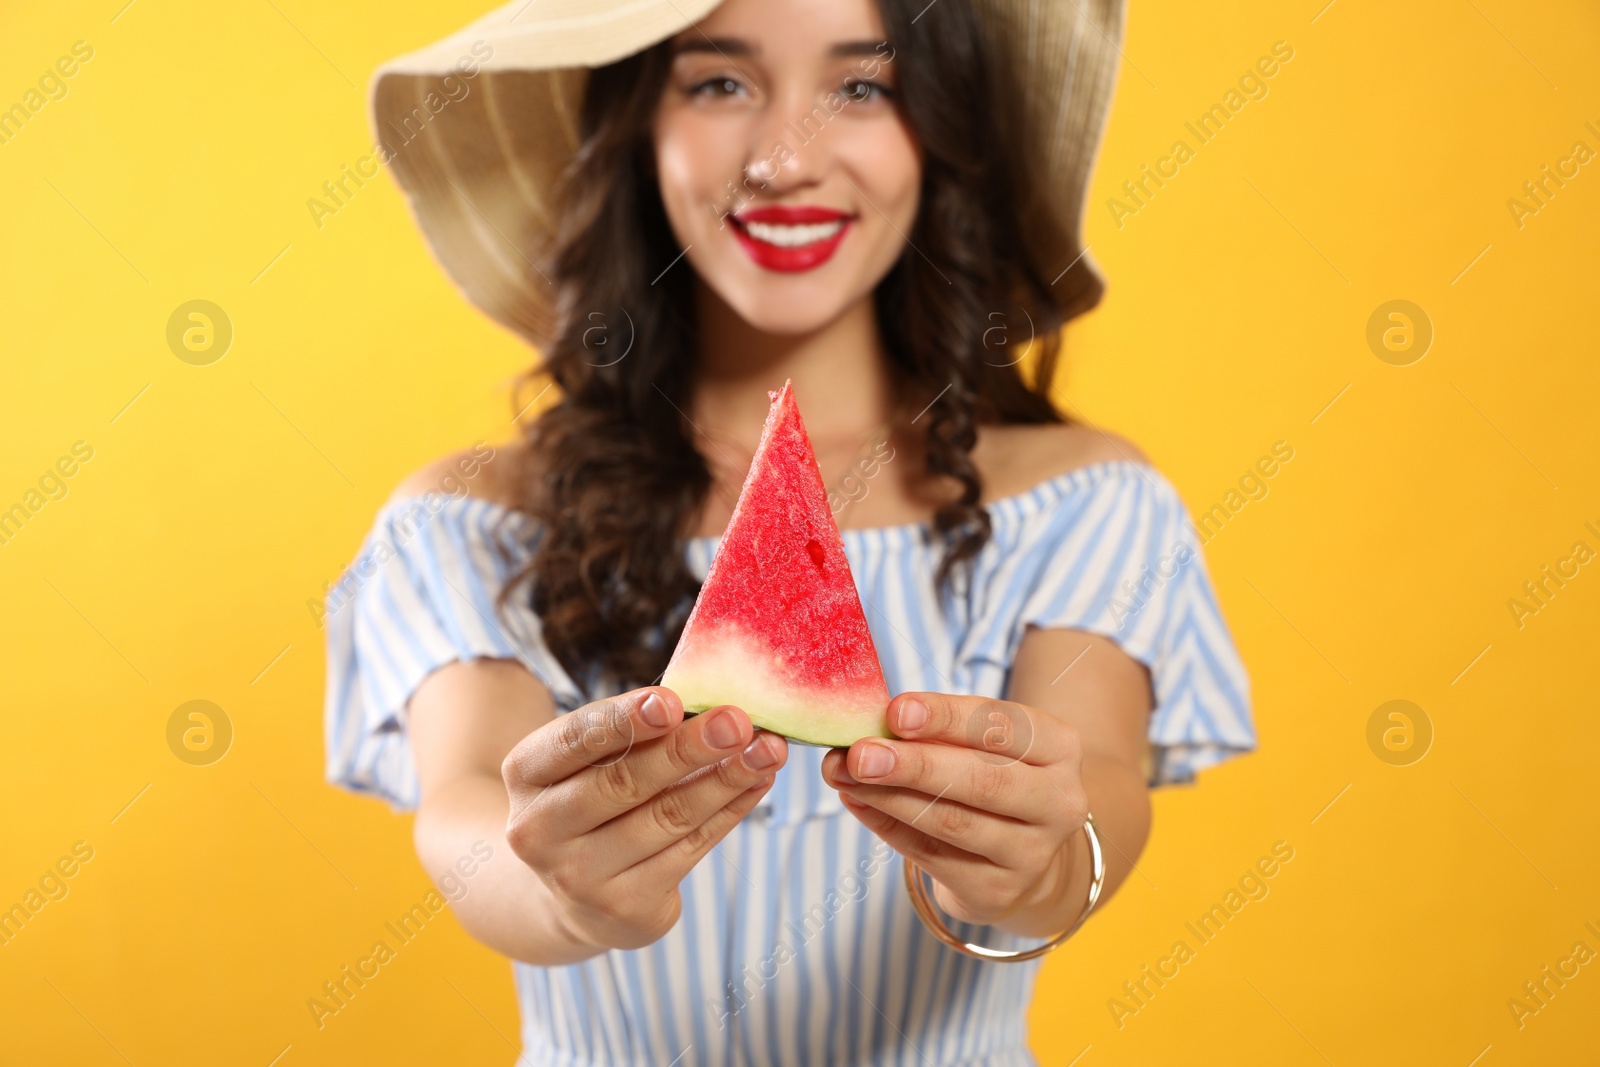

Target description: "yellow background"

left=2, top=0, right=1597, bottom=1063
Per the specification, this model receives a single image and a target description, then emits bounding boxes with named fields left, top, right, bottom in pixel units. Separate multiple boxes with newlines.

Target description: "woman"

left=326, top=0, right=1256, bottom=1062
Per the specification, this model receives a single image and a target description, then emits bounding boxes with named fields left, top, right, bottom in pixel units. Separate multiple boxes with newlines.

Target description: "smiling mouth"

left=729, top=208, right=855, bottom=272
left=739, top=219, right=847, bottom=247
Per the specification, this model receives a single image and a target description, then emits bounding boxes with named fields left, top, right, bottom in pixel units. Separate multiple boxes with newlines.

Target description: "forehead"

left=676, top=0, right=889, bottom=53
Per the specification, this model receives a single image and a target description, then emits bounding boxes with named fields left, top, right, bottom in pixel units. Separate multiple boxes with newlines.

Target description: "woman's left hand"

left=821, top=691, right=1089, bottom=927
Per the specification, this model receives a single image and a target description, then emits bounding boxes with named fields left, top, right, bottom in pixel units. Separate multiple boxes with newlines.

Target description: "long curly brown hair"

left=503, top=0, right=1085, bottom=698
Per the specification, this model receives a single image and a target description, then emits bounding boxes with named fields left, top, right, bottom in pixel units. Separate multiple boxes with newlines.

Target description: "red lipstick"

left=730, top=205, right=855, bottom=272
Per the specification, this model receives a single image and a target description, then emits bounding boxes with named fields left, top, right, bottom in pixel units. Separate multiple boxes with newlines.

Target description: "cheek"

left=839, top=123, right=921, bottom=243
left=654, top=110, right=741, bottom=233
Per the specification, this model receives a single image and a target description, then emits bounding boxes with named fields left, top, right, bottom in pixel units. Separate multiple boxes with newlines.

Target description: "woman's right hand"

left=501, top=686, right=787, bottom=951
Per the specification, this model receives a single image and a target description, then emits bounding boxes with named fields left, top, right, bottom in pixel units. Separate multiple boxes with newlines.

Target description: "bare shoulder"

left=972, top=422, right=1152, bottom=502
left=385, top=438, right=530, bottom=509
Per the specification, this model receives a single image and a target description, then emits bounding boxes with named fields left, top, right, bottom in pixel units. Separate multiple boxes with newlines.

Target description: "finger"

left=822, top=740, right=1052, bottom=823
left=836, top=781, right=1037, bottom=865
left=505, top=687, right=683, bottom=789
left=835, top=791, right=997, bottom=887
left=540, top=704, right=759, bottom=836
left=627, top=773, right=778, bottom=885
left=888, top=692, right=1069, bottom=767
left=585, top=732, right=789, bottom=877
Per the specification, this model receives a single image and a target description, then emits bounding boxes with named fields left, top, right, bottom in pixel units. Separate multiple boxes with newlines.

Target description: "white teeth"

left=742, top=220, right=844, bottom=247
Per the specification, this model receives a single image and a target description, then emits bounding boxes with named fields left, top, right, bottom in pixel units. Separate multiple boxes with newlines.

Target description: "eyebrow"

left=828, top=40, right=890, bottom=58
left=672, top=37, right=890, bottom=59
left=673, top=37, right=753, bottom=57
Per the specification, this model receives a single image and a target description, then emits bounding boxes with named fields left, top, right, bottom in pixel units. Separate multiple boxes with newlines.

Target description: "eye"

left=841, top=78, right=892, bottom=103
left=689, top=76, right=747, bottom=98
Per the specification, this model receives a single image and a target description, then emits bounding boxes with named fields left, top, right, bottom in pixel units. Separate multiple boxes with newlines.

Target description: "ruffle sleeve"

left=1013, top=465, right=1257, bottom=787
left=322, top=493, right=584, bottom=811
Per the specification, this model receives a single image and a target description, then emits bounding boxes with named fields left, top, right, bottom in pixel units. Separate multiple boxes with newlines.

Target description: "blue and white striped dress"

left=324, top=459, right=1256, bottom=1066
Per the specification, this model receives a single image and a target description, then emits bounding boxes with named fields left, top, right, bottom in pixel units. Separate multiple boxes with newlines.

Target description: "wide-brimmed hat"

left=369, top=0, right=1123, bottom=348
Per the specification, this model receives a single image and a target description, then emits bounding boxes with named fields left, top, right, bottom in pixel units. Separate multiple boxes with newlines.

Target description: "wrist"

left=545, top=890, right=616, bottom=954
left=996, top=823, right=1091, bottom=938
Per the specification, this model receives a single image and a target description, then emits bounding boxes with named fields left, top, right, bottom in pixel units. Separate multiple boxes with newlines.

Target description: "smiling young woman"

left=326, top=0, right=1257, bottom=1062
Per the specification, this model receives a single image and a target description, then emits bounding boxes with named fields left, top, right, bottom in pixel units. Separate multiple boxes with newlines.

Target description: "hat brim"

left=376, top=0, right=726, bottom=76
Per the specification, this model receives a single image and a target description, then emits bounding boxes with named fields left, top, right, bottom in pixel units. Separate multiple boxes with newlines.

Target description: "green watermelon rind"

left=679, top=706, right=892, bottom=750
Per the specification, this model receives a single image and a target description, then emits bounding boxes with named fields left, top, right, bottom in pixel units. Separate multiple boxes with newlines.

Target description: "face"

left=652, top=0, right=921, bottom=336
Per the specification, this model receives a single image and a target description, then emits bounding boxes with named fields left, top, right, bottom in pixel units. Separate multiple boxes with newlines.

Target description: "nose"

left=741, top=85, right=832, bottom=196
left=744, top=155, right=780, bottom=185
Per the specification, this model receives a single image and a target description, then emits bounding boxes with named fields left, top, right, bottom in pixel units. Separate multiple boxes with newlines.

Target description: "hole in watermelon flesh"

left=805, top=539, right=825, bottom=569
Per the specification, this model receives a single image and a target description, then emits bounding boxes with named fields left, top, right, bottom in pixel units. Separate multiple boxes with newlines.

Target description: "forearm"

left=995, top=752, right=1151, bottom=939
left=414, top=772, right=606, bottom=966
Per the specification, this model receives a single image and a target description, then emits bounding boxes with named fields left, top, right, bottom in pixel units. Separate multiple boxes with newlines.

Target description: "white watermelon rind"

left=661, top=622, right=891, bottom=748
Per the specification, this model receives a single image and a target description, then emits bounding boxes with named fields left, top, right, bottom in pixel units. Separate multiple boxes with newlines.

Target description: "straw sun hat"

left=368, top=0, right=1124, bottom=348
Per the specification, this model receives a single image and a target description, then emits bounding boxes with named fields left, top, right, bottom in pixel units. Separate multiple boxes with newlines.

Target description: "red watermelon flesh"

left=661, top=380, right=892, bottom=747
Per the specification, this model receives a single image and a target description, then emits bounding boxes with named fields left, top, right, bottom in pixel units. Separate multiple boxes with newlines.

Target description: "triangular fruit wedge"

left=662, top=380, right=891, bottom=748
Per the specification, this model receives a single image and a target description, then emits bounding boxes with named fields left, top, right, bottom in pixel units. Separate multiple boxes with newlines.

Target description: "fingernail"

left=898, top=698, right=929, bottom=733
left=706, top=709, right=743, bottom=749
left=742, top=736, right=778, bottom=770
left=640, top=693, right=669, bottom=728
left=856, top=743, right=894, bottom=779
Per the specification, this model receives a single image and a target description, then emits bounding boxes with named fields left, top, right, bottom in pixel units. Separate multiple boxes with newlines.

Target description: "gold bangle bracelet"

left=902, top=811, right=1106, bottom=963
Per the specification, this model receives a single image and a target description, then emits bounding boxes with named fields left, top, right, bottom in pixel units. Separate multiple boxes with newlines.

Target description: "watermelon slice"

left=662, top=380, right=892, bottom=748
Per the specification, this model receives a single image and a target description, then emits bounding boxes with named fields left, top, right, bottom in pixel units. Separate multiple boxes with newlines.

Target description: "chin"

left=690, top=246, right=885, bottom=337
left=721, top=286, right=857, bottom=335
